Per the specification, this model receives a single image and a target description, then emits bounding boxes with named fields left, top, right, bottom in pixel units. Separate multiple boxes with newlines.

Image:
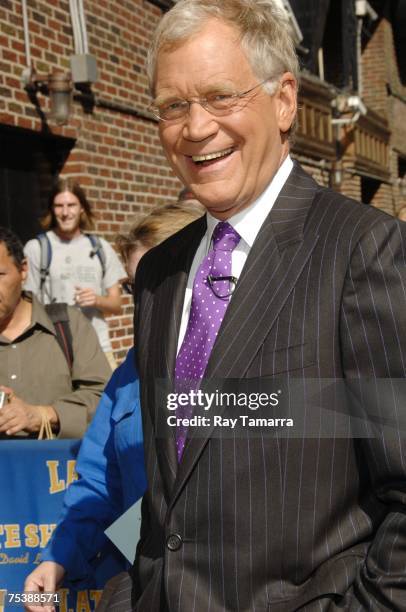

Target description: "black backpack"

left=44, top=303, right=74, bottom=371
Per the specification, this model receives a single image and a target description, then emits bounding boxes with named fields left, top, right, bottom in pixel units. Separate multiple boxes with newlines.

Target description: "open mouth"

left=191, top=147, right=234, bottom=167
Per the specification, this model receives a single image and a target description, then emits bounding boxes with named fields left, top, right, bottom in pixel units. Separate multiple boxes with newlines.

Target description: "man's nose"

left=182, top=102, right=219, bottom=141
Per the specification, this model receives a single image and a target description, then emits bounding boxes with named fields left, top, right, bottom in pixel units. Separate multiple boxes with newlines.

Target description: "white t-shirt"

left=24, top=231, right=126, bottom=352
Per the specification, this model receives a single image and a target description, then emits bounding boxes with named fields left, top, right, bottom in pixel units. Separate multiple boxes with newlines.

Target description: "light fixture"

left=48, top=71, right=72, bottom=125
left=331, top=94, right=368, bottom=126
left=21, top=67, right=73, bottom=125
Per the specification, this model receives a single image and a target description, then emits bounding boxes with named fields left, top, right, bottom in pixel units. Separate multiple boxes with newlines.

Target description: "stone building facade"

left=0, top=0, right=404, bottom=361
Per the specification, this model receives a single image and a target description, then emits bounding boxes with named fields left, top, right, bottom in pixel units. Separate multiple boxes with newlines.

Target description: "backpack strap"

left=86, top=233, right=106, bottom=278
left=36, top=233, right=52, bottom=300
left=44, top=303, right=74, bottom=371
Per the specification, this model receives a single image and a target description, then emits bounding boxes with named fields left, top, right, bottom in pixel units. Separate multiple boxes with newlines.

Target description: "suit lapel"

left=206, top=162, right=320, bottom=378
left=148, top=216, right=207, bottom=489
left=169, top=163, right=321, bottom=508
left=149, top=215, right=207, bottom=379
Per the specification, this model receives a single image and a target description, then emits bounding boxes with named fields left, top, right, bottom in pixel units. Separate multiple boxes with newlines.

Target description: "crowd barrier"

left=0, top=440, right=128, bottom=612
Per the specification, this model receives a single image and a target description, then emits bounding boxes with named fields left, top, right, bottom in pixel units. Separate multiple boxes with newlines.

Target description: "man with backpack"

left=0, top=227, right=110, bottom=439
left=24, top=179, right=126, bottom=369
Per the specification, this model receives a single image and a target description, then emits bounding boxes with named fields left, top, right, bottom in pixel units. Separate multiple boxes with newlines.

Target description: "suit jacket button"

left=166, top=534, right=183, bottom=551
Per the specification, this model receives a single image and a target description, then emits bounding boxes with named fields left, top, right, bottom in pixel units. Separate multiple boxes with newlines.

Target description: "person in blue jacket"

left=42, top=346, right=144, bottom=583
left=24, top=199, right=205, bottom=607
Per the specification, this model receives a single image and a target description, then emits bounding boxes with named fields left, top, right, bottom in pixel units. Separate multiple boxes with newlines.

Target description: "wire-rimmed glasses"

left=150, top=77, right=275, bottom=122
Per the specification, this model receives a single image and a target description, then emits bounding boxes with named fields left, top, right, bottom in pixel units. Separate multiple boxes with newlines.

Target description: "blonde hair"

left=116, top=199, right=205, bottom=262
left=147, top=0, right=299, bottom=95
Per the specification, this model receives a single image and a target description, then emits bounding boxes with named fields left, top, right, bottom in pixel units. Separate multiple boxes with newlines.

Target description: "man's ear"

left=276, top=72, right=297, bottom=134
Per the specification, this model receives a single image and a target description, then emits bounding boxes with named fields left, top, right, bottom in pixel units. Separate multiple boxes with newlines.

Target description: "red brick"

left=0, top=0, right=403, bottom=363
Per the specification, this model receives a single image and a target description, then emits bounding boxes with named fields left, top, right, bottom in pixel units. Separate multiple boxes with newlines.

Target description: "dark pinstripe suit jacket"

left=132, top=163, right=406, bottom=611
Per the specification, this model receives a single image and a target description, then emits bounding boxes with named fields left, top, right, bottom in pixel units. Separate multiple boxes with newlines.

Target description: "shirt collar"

left=206, top=155, right=293, bottom=249
left=0, top=293, right=55, bottom=344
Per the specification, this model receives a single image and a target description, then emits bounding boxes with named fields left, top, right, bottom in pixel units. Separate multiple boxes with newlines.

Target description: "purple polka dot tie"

left=175, top=221, right=241, bottom=460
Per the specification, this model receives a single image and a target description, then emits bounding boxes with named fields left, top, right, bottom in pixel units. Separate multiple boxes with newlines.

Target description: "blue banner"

left=0, top=440, right=126, bottom=611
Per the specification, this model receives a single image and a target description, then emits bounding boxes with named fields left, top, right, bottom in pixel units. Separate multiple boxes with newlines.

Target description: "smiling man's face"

left=155, top=18, right=296, bottom=219
left=52, top=190, right=83, bottom=239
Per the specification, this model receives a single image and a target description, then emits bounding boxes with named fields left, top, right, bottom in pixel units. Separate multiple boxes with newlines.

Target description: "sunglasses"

left=121, top=280, right=134, bottom=295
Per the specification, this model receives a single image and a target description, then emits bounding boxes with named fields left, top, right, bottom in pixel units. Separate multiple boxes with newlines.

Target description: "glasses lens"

left=121, top=281, right=133, bottom=295
left=206, top=93, right=237, bottom=114
left=158, top=100, right=189, bottom=121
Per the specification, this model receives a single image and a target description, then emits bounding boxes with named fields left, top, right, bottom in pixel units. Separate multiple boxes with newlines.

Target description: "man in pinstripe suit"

left=131, top=1, right=406, bottom=610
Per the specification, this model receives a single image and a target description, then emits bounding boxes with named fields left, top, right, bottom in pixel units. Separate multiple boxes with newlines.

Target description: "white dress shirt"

left=177, top=155, right=294, bottom=352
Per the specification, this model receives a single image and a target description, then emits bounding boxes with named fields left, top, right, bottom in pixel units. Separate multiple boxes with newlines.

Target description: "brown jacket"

left=0, top=294, right=111, bottom=438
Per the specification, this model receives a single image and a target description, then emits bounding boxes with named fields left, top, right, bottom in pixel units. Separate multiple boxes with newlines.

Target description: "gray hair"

left=147, top=0, right=300, bottom=95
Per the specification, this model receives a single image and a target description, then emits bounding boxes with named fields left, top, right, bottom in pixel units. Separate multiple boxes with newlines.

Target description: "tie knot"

left=212, top=221, right=240, bottom=252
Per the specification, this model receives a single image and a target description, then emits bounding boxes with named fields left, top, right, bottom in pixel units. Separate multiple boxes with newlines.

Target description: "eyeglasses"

left=121, top=280, right=134, bottom=295
left=150, top=77, right=275, bottom=122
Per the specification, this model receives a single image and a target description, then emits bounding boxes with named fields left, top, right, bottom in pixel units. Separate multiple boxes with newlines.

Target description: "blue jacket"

left=42, top=348, right=146, bottom=583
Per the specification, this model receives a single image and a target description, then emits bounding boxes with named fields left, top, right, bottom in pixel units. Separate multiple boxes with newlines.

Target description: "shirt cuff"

left=53, top=401, right=89, bottom=438
left=42, top=527, right=93, bottom=587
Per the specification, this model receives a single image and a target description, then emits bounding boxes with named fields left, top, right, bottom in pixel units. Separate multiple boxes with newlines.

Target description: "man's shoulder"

left=49, top=304, right=105, bottom=365
left=313, top=182, right=388, bottom=216
left=45, top=230, right=63, bottom=244
left=24, top=234, right=43, bottom=258
left=41, top=300, right=93, bottom=332
left=95, top=235, right=114, bottom=253
left=93, top=235, right=125, bottom=282
left=97, top=235, right=124, bottom=266
left=290, top=163, right=392, bottom=223
left=64, top=303, right=94, bottom=328
left=308, top=178, right=396, bottom=238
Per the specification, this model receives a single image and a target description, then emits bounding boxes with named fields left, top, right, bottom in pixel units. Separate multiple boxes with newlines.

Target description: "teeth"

left=192, top=147, right=234, bottom=163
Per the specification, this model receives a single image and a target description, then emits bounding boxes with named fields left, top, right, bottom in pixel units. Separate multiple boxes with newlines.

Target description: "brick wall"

left=0, top=0, right=182, bottom=362
left=1, top=2, right=405, bottom=361
left=361, top=19, right=388, bottom=117
left=360, top=13, right=406, bottom=214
